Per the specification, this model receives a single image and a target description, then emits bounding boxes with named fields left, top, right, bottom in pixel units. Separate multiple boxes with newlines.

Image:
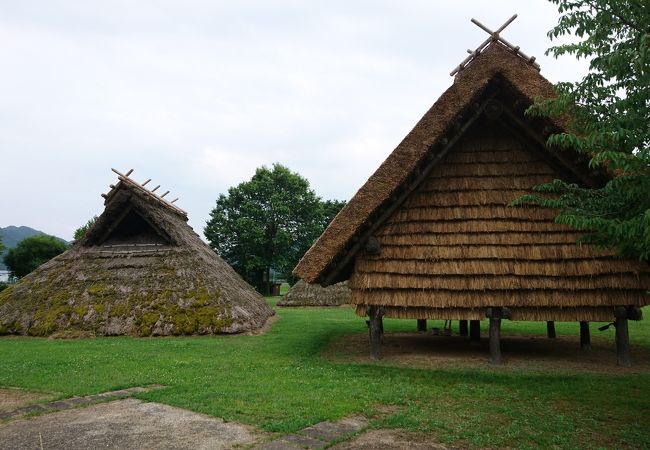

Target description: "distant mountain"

left=0, top=226, right=69, bottom=270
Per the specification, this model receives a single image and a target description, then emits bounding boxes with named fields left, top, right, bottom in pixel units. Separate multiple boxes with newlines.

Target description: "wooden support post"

left=417, top=319, right=427, bottom=332
left=459, top=320, right=468, bottom=336
left=368, top=306, right=383, bottom=360
left=469, top=320, right=480, bottom=342
left=489, top=314, right=502, bottom=364
left=547, top=321, right=556, bottom=339
left=579, top=321, right=590, bottom=350
left=615, top=307, right=631, bottom=367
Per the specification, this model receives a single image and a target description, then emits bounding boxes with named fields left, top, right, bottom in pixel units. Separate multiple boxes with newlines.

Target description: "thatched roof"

left=293, top=42, right=650, bottom=322
left=277, top=280, right=350, bottom=307
left=0, top=171, right=274, bottom=336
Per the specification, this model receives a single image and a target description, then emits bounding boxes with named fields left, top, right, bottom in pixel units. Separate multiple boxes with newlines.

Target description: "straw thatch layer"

left=420, top=175, right=555, bottom=191
left=354, top=258, right=647, bottom=277
left=351, top=290, right=646, bottom=309
left=354, top=306, right=621, bottom=322
left=350, top=273, right=650, bottom=291
left=379, top=232, right=583, bottom=246
left=277, top=280, right=350, bottom=307
left=0, top=181, right=274, bottom=336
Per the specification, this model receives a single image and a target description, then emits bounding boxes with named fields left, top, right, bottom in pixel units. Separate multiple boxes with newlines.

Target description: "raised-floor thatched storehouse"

left=277, top=280, right=350, bottom=307
left=0, top=169, right=274, bottom=336
left=294, top=38, right=650, bottom=365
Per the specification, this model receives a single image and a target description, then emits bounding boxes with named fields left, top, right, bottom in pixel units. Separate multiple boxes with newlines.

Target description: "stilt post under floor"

left=486, top=308, right=503, bottom=364
left=368, top=306, right=383, bottom=360
left=459, top=320, right=468, bottom=336
left=579, top=321, right=590, bottom=350
left=469, top=320, right=480, bottom=342
left=615, top=307, right=631, bottom=367
left=547, top=321, right=556, bottom=338
left=486, top=308, right=511, bottom=364
left=417, top=319, right=427, bottom=332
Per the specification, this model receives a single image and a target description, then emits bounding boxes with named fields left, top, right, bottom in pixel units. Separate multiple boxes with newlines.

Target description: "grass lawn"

left=1, top=300, right=649, bottom=449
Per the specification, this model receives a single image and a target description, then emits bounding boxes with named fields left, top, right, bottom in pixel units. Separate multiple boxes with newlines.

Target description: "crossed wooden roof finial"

left=101, top=168, right=187, bottom=216
left=450, top=14, right=540, bottom=76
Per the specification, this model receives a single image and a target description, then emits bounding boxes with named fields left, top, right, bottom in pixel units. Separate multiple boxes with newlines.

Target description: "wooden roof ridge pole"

left=450, top=14, right=540, bottom=76
left=109, top=167, right=188, bottom=216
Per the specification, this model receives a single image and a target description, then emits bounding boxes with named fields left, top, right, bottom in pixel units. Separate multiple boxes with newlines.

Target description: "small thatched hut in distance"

left=294, top=40, right=650, bottom=366
left=277, top=280, right=350, bottom=307
left=0, top=169, right=274, bottom=336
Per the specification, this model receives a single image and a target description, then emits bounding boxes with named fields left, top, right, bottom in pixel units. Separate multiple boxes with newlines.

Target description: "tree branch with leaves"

left=515, top=0, right=650, bottom=260
left=204, top=163, right=345, bottom=294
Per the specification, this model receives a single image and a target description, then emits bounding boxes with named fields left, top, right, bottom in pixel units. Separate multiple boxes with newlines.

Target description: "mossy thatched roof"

left=0, top=172, right=274, bottom=336
left=277, top=280, right=350, bottom=307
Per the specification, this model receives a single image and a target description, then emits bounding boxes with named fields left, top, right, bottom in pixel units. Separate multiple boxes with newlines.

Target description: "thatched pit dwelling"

left=277, top=280, right=350, bottom=307
left=0, top=170, right=274, bottom=336
left=294, top=41, right=650, bottom=365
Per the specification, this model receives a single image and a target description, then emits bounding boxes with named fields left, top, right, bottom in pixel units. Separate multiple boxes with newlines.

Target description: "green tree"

left=205, top=163, right=345, bottom=294
left=4, top=235, right=69, bottom=278
left=515, top=0, right=650, bottom=260
left=0, top=236, right=4, bottom=255
left=74, top=215, right=99, bottom=240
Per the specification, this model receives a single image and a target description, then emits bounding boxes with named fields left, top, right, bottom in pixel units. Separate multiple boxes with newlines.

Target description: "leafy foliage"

left=3, top=235, right=69, bottom=278
left=204, top=164, right=345, bottom=294
left=74, top=215, right=99, bottom=240
left=0, top=236, right=4, bottom=255
left=520, top=0, right=650, bottom=259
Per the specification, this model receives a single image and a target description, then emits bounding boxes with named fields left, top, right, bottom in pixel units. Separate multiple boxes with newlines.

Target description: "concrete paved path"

left=0, top=398, right=260, bottom=450
left=256, top=416, right=368, bottom=450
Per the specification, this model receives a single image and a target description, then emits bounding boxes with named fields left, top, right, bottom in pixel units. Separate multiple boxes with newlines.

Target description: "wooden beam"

left=368, top=306, right=383, bottom=360
left=459, top=320, right=468, bottom=337
left=469, top=320, right=481, bottom=342
left=499, top=106, right=602, bottom=188
left=547, top=321, right=556, bottom=339
left=580, top=321, right=591, bottom=351
left=417, top=319, right=427, bottom=333
left=109, top=169, right=188, bottom=217
left=615, top=307, right=631, bottom=367
left=489, top=313, right=502, bottom=364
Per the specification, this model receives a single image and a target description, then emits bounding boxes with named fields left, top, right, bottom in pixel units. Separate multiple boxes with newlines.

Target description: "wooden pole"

left=579, top=321, right=591, bottom=350
left=489, top=315, right=502, bottom=364
left=547, top=321, right=556, bottom=339
left=615, top=307, right=631, bottom=367
left=469, top=320, right=480, bottom=342
left=368, top=306, right=382, bottom=360
left=417, top=319, right=427, bottom=332
left=459, top=320, right=468, bottom=336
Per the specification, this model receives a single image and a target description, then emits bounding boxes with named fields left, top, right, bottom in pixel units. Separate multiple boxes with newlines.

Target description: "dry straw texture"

left=277, top=280, right=350, bottom=307
left=294, top=41, right=650, bottom=322
left=353, top=306, right=622, bottom=322
left=349, top=130, right=650, bottom=317
left=0, top=181, right=274, bottom=336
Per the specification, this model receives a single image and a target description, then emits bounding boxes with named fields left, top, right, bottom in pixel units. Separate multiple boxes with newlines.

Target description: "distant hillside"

left=0, top=226, right=68, bottom=270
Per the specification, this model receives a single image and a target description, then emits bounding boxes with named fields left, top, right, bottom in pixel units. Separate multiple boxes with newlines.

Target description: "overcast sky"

left=0, top=0, right=588, bottom=241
